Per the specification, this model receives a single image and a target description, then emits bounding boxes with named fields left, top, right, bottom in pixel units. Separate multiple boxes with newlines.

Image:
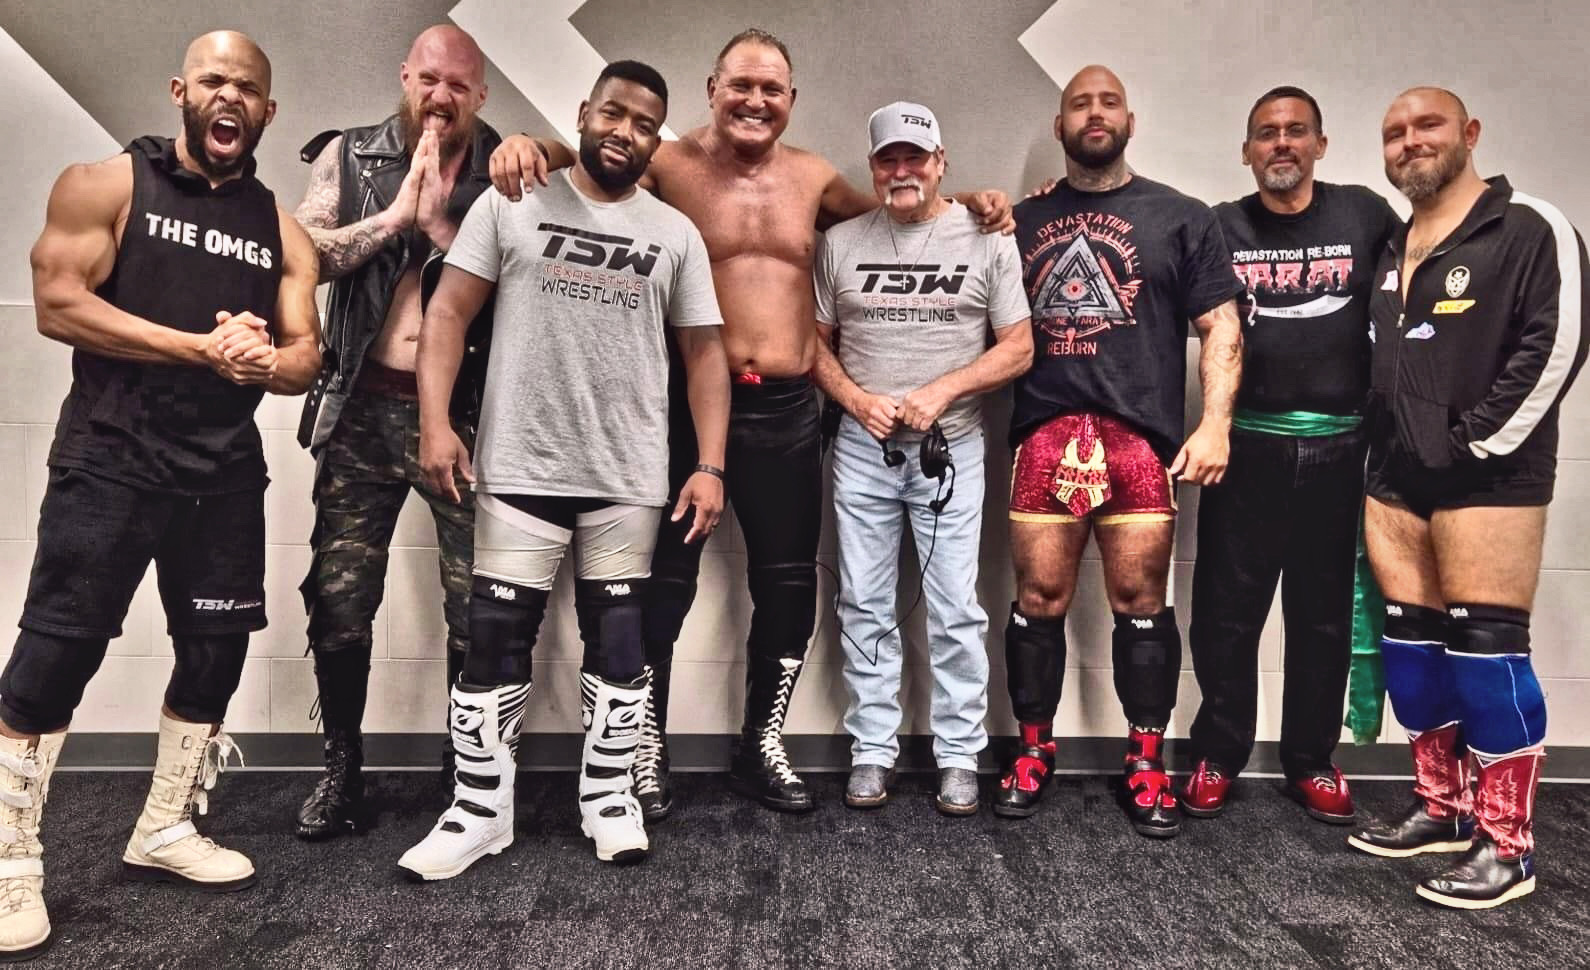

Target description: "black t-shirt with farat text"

left=1217, top=182, right=1400, bottom=414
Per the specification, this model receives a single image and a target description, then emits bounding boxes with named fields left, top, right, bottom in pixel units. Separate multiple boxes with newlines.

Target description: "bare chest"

left=662, top=161, right=820, bottom=268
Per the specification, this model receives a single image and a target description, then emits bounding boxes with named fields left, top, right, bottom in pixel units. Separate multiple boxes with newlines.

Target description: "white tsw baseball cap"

left=868, top=101, right=942, bottom=156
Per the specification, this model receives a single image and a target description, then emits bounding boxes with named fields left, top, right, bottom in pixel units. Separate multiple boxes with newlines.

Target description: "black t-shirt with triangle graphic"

left=1012, top=176, right=1242, bottom=463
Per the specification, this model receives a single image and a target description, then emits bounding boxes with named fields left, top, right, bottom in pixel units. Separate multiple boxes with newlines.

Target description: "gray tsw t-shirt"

left=445, top=170, right=721, bottom=506
left=814, top=202, right=1028, bottom=438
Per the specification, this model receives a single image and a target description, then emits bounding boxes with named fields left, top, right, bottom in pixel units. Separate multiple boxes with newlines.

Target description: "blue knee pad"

left=1381, top=601, right=1459, bottom=734
left=1446, top=604, right=1546, bottom=755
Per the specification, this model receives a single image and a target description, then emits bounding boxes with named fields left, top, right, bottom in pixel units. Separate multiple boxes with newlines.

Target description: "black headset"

left=881, top=421, right=956, bottom=514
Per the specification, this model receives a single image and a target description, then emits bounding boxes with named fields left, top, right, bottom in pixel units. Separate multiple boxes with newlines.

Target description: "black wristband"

left=694, top=463, right=724, bottom=480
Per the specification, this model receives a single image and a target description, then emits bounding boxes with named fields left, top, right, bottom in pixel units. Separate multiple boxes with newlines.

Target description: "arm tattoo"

left=293, top=137, right=403, bottom=283
left=1196, top=302, right=1242, bottom=420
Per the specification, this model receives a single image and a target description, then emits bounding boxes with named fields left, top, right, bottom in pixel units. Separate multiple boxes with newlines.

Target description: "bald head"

left=1062, top=65, right=1127, bottom=108
left=181, top=30, right=271, bottom=94
left=407, top=24, right=486, bottom=86
left=1055, top=64, right=1133, bottom=171
left=1393, top=86, right=1469, bottom=123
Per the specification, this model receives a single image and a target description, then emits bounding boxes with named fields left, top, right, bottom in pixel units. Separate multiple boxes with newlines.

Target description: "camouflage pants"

left=301, top=389, right=474, bottom=660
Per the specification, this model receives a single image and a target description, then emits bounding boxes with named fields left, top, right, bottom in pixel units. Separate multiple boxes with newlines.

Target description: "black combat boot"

left=296, top=728, right=367, bottom=840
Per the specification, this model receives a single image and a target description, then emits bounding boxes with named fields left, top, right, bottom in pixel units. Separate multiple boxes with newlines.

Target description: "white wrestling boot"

left=0, top=732, right=65, bottom=962
left=579, top=671, right=649, bottom=864
left=121, top=714, right=254, bottom=892
left=398, top=681, right=529, bottom=881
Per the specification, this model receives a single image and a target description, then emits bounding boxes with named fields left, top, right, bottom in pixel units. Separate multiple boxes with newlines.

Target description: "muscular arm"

left=415, top=265, right=494, bottom=501
left=898, top=320, right=1033, bottom=431
left=1193, top=299, right=1243, bottom=424
left=673, top=324, right=729, bottom=542
left=487, top=133, right=578, bottom=201
left=1171, top=299, right=1243, bottom=484
left=263, top=210, right=323, bottom=394
left=676, top=325, right=729, bottom=468
left=295, top=136, right=410, bottom=282
left=416, top=266, right=493, bottom=430
left=30, top=157, right=206, bottom=366
left=817, top=167, right=878, bottom=231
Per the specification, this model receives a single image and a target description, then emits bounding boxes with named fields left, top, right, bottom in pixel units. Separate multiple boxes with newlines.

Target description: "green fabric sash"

left=1346, top=515, right=1387, bottom=744
left=1231, top=409, right=1362, bottom=437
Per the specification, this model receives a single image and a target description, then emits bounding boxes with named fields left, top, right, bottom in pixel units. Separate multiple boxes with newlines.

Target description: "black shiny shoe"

left=1346, top=800, right=1475, bottom=858
left=295, top=730, right=367, bottom=840
left=1417, top=839, right=1536, bottom=909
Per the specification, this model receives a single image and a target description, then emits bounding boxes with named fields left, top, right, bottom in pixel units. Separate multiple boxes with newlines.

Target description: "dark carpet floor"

left=21, top=771, right=1589, bottom=969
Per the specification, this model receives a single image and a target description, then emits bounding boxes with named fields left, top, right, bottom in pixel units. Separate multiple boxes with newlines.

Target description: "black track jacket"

left=1368, top=176, right=1589, bottom=472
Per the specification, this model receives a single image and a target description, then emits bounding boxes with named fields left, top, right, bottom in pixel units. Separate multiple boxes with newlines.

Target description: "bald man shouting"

left=998, top=66, right=1242, bottom=838
left=292, top=25, right=527, bottom=840
left=1, top=30, right=320, bottom=958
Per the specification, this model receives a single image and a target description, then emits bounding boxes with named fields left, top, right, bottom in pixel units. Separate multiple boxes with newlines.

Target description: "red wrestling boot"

left=992, top=722, right=1056, bottom=819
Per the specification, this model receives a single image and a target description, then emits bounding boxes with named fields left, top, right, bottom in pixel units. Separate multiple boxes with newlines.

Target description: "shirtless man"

left=291, top=25, right=508, bottom=839
left=490, top=29, right=1011, bottom=815
left=0, top=31, right=319, bottom=959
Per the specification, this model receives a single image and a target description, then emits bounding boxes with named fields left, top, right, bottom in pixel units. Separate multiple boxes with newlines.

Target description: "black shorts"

left=20, top=468, right=267, bottom=639
left=1365, top=442, right=1555, bottom=519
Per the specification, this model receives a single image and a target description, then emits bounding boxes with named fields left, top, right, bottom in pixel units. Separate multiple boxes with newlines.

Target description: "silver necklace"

left=879, top=201, right=941, bottom=270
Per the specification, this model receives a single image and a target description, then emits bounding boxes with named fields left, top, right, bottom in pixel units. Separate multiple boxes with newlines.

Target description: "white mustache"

left=888, top=179, right=924, bottom=192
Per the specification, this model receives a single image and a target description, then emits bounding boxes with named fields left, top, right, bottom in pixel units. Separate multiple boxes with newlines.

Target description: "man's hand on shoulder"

left=961, top=189, right=1015, bottom=235
left=490, top=134, right=569, bottom=202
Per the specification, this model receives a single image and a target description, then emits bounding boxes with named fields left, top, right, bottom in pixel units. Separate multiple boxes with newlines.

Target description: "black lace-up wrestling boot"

left=729, top=656, right=814, bottom=813
left=632, top=666, right=673, bottom=822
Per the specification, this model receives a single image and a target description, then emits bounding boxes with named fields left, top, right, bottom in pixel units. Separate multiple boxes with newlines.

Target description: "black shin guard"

left=462, top=576, right=549, bottom=688
left=166, top=632, right=250, bottom=723
left=1005, top=605, right=1067, bottom=725
left=746, top=562, right=817, bottom=663
left=1112, top=608, right=1181, bottom=729
left=575, top=578, right=647, bottom=683
left=312, top=642, right=372, bottom=735
left=0, top=629, right=111, bottom=733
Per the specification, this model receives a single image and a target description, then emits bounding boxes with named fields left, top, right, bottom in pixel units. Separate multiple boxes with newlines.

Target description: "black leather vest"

left=295, top=114, right=501, bottom=452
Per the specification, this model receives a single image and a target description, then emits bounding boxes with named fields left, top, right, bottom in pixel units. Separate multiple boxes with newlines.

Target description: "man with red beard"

left=489, top=29, right=1011, bottom=817
left=291, top=25, right=524, bottom=839
left=1000, top=65, right=1243, bottom=838
left=0, top=31, right=319, bottom=959
left=1347, top=87, right=1587, bottom=909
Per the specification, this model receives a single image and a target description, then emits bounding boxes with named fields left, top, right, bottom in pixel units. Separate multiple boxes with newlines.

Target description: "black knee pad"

left=0, top=630, right=110, bottom=734
left=462, top=576, right=549, bottom=687
left=1005, top=604, right=1067, bottom=725
left=166, top=633, right=250, bottom=723
left=746, top=562, right=817, bottom=662
left=1111, top=608, right=1181, bottom=729
left=1382, top=600, right=1450, bottom=644
left=575, top=578, right=647, bottom=682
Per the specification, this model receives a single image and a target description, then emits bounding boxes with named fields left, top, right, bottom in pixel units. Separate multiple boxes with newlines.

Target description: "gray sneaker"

left=936, top=767, right=980, bottom=816
left=844, top=764, right=895, bottom=809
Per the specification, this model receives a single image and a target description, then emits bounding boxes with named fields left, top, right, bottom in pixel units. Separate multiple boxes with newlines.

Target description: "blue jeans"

left=832, top=415, right=989, bottom=770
